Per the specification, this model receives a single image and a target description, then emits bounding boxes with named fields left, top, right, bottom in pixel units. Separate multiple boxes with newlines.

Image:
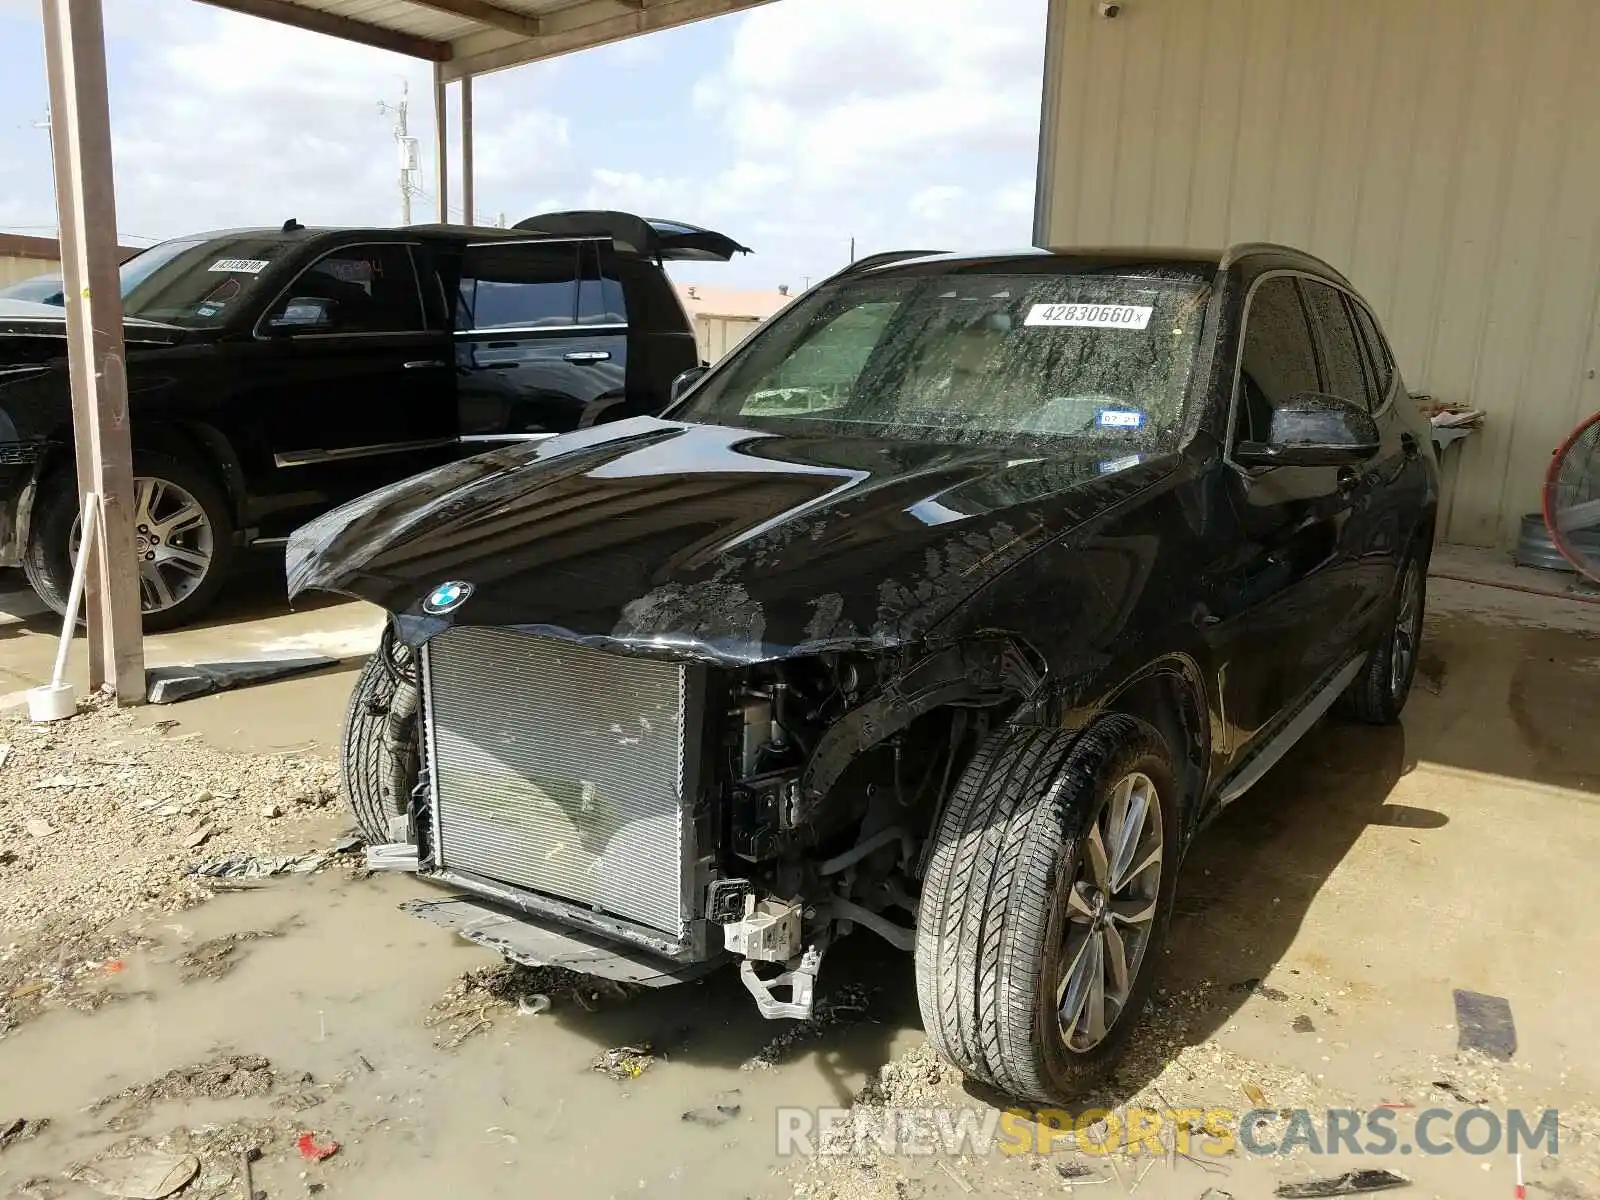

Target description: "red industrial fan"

left=1543, top=409, right=1600, bottom=583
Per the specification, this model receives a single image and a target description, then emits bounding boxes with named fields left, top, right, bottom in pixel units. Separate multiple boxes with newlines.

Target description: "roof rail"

left=825, top=249, right=946, bottom=284
left=1220, top=241, right=1352, bottom=284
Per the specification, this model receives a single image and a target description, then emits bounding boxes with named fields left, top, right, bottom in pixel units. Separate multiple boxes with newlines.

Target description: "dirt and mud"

left=1, top=572, right=1598, bottom=1200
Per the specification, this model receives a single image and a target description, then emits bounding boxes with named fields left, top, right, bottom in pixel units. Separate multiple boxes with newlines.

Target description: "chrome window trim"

left=458, top=433, right=559, bottom=444
left=252, top=240, right=428, bottom=341
left=454, top=322, right=627, bottom=337
left=273, top=435, right=456, bottom=468
left=1224, top=268, right=1394, bottom=469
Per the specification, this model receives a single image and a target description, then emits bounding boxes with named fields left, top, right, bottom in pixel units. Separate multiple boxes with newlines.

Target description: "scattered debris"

left=1453, top=989, right=1517, bottom=1059
left=592, top=1044, right=656, bottom=1080
left=682, top=1091, right=742, bottom=1127
left=71, top=1150, right=200, bottom=1199
left=295, top=1132, right=339, bottom=1162
left=742, top=981, right=878, bottom=1069
left=0, top=743, right=13, bottom=770
left=1199, top=1191, right=1235, bottom=1200
left=428, top=962, right=635, bottom=1047
left=91, top=1056, right=286, bottom=1130
left=174, top=929, right=285, bottom=983
left=1242, top=1083, right=1268, bottom=1107
left=0, top=1117, right=49, bottom=1152
left=1057, top=1163, right=1102, bottom=1181
left=1292, top=1015, right=1316, bottom=1033
left=182, top=824, right=215, bottom=849
left=25, top=817, right=56, bottom=839
left=145, top=656, right=337, bottom=705
left=516, top=994, right=551, bottom=1017
left=0, top=847, right=16, bottom=865
left=260, top=804, right=283, bottom=819
left=1230, top=977, right=1290, bottom=1003
left=190, top=851, right=336, bottom=881
left=1276, top=1170, right=1411, bottom=1197
left=1429, top=1078, right=1483, bottom=1105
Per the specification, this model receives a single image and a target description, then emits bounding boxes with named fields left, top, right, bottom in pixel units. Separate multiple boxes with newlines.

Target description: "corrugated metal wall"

left=0, top=255, right=59, bottom=288
left=694, top=314, right=761, bottom=364
left=1036, top=0, right=1600, bottom=548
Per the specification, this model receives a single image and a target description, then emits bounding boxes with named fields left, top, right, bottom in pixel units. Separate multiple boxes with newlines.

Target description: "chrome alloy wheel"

left=1057, top=771, right=1164, bottom=1053
left=70, top=476, right=216, bottom=616
left=1390, top=561, right=1422, bottom=700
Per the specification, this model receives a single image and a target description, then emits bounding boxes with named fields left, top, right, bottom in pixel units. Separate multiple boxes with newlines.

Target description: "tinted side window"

left=578, top=242, right=627, bottom=326
left=459, top=242, right=579, bottom=331
left=1301, top=280, right=1369, bottom=410
left=1348, top=298, right=1396, bottom=406
left=267, top=244, right=422, bottom=334
left=1237, top=277, right=1319, bottom=444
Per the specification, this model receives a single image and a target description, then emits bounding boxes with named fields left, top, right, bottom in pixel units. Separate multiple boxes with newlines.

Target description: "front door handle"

left=564, top=351, right=611, bottom=364
left=404, top=359, right=446, bottom=370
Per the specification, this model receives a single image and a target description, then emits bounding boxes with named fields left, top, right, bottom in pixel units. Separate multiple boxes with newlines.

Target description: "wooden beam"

left=461, top=73, right=475, bottom=225
left=41, top=0, right=145, bottom=703
left=407, top=0, right=541, bottom=37
left=193, top=0, right=453, bottom=60
left=444, top=0, right=772, bottom=80
left=433, top=63, right=450, bottom=222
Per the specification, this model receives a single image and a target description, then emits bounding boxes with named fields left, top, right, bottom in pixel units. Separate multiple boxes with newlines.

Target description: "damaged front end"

left=361, top=616, right=1042, bottom=1019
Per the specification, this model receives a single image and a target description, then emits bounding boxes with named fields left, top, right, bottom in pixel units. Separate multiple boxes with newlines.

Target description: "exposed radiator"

left=423, top=627, right=690, bottom=936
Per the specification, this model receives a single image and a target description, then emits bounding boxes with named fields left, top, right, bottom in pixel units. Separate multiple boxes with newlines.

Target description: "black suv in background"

left=0, top=211, right=747, bottom=627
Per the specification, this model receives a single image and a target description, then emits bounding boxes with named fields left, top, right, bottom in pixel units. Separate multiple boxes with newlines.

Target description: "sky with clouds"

left=0, top=0, right=1047, bottom=291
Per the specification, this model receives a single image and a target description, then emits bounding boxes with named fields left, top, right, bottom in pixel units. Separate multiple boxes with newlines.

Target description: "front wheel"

left=915, top=716, right=1180, bottom=1104
left=22, top=454, right=235, bottom=631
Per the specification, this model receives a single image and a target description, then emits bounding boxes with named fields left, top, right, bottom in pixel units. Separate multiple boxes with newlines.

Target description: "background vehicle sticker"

left=1097, top=409, right=1144, bottom=429
left=1099, top=454, right=1143, bottom=474
left=1024, top=303, right=1154, bottom=330
left=208, top=259, right=269, bottom=274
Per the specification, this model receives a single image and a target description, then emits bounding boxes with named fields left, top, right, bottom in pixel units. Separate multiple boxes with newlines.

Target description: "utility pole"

left=378, top=83, right=419, bottom=225
left=849, top=236, right=855, bottom=263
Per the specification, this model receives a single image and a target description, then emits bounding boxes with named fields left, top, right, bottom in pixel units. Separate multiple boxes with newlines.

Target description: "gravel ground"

left=0, top=696, right=347, bottom=1035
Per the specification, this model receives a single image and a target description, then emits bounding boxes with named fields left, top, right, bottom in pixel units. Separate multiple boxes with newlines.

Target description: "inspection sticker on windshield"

left=1097, top=409, right=1144, bottom=429
left=1025, top=303, right=1153, bottom=330
left=208, top=258, right=269, bottom=274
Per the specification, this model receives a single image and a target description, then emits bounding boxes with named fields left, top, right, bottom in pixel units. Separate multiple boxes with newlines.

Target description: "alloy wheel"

left=1389, top=562, right=1422, bottom=699
left=1057, top=770, right=1164, bottom=1053
left=70, top=476, right=216, bottom=616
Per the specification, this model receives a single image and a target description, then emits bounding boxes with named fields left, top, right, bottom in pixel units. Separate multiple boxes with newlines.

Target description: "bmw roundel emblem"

left=423, top=580, right=473, bottom=615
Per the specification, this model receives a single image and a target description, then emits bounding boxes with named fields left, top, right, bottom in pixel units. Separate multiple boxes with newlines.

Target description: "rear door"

left=455, top=238, right=627, bottom=446
left=249, top=241, right=456, bottom=528
left=1222, top=275, right=1360, bottom=743
left=616, top=254, right=699, bottom=417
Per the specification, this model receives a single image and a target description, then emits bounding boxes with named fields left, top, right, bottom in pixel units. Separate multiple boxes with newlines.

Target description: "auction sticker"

left=208, top=259, right=269, bottom=274
left=1025, top=302, right=1153, bottom=330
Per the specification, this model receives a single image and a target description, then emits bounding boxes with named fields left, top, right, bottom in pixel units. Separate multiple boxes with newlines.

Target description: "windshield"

left=676, top=269, right=1210, bottom=451
left=119, top=235, right=296, bottom=328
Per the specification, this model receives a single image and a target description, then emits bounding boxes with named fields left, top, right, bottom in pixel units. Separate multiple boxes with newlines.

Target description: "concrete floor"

left=0, top=551, right=1596, bottom=1198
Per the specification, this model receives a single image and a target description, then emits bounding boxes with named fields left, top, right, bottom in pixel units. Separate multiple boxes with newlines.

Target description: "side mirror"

left=268, top=296, right=334, bottom=334
left=1236, top=392, right=1381, bottom=468
left=670, top=363, right=710, bottom=405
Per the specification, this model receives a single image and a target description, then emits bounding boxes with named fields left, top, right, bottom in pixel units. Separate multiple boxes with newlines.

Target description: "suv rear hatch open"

left=513, top=210, right=751, bottom=262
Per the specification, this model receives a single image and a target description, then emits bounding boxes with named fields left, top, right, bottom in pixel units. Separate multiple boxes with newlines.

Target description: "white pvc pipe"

left=51, top=491, right=99, bottom=689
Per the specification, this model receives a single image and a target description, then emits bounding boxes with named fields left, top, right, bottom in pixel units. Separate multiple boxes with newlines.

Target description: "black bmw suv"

left=295, top=241, right=1439, bottom=1103
left=0, top=211, right=747, bottom=627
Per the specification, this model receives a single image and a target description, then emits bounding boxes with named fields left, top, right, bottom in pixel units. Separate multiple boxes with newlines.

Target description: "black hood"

left=0, top=299, right=187, bottom=349
left=287, top=417, right=1172, bottom=664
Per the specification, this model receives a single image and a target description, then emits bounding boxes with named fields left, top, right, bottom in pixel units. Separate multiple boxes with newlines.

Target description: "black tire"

left=915, top=716, right=1181, bottom=1104
left=22, top=452, right=235, bottom=632
left=340, top=643, right=420, bottom=845
left=1338, top=553, right=1426, bottom=726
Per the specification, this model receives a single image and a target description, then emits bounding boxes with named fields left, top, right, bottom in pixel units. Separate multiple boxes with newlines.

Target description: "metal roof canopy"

left=193, top=0, right=775, bottom=227
left=192, top=0, right=774, bottom=80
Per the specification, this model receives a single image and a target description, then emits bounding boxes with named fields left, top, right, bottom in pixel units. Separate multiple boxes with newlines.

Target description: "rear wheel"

left=23, top=453, right=234, bottom=631
left=1339, top=553, right=1426, bottom=725
left=915, top=716, right=1180, bottom=1104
